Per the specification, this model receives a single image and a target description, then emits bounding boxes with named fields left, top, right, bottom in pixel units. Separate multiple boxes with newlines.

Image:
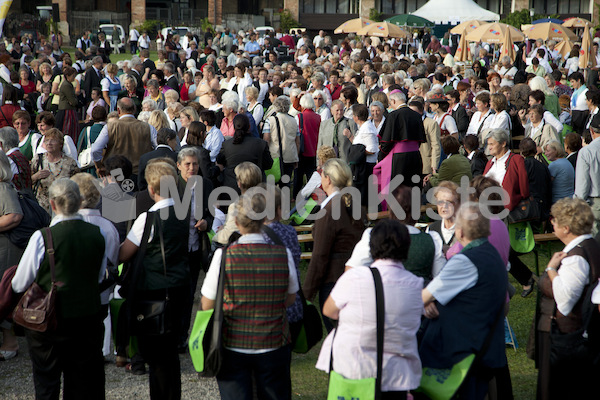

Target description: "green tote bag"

left=327, top=267, right=385, bottom=400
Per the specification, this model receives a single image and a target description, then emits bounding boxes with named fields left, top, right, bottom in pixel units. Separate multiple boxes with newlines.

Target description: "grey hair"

left=137, top=111, right=152, bottom=122
left=463, top=69, right=475, bottom=80
left=0, top=151, right=12, bottom=182
left=0, top=127, right=19, bottom=149
left=141, top=98, right=157, bottom=111
left=489, top=128, right=510, bottom=146
left=455, top=201, right=490, bottom=241
left=177, top=146, right=200, bottom=164
left=299, top=93, right=315, bottom=110
left=222, top=97, right=240, bottom=113
left=545, top=140, right=566, bottom=158
left=130, top=56, right=142, bottom=68
left=146, top=78, right=159, bottom=89
left=92, top=56, right=103, bottom=65
left=163, top=63, right=174, bottom=74
left=311, top=72, right=325, bottom=84
left=273, top=95, right=291, bottom=114
left=49, top=178, right=82, bottom=216
left=370, top=101, right=385, bottom=111
left=122, top=74, right=137, bottom=86
left=389, top=91, right=407, bottom=104
left=382, top=74, right=394, bottom=85
left=501, top=55, right=512, bottom=64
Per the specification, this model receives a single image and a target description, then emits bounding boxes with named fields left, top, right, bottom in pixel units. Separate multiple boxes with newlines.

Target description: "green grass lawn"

left=63, top=47, right=158, bottom=63
left=289, top=241, right=563, bottom=399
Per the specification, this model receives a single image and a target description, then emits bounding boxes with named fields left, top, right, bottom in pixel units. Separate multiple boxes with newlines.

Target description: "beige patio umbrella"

left=523, top=22, right=577, bottom=42
left=334, top=17, right=376, bottom=34
left=455, top=29, right=470, bottom=62
left=450, top=20, right=485, bottom=35
left=499, top=27, right=516, bottom=62
left=563, top=17, right=592, bottom=28
left=554, top=40, right=575, bottom=60
left=580, top=23, right=592, bottom=69
left=465, top=22, right=525, bottom=44
left=356, top=22, right=409, bottom=39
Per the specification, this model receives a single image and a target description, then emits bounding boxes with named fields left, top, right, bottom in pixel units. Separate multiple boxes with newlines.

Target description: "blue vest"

left=419, top=240, right=507, bottom=369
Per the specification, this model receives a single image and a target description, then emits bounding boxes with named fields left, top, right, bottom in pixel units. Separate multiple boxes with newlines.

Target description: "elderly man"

left=364, top=71, right=380, bottom=107
left=575, top=114, right=600, bottom=238
left=420, top=203, right=509, bottom=398
left=91, top=97, right=155, bottom=176
left=317, top=100, right=356, bottom=162
left=82, top=56, right=104, bottom=105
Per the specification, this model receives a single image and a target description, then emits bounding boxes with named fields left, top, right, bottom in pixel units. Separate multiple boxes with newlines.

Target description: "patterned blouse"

left=32, top=153, right=80, bottom=214
left=263, top=221, right=303, bottom=323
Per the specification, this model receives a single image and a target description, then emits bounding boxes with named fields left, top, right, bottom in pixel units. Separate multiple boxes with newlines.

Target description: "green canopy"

left=385, top=14, right=435, bottom=28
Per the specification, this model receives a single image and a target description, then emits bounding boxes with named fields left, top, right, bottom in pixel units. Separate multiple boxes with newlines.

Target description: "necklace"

left=46, top=156, right=64, bottom=177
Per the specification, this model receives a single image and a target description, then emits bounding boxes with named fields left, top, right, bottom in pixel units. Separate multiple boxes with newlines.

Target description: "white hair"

left=300, top=93, right=315, bottom=110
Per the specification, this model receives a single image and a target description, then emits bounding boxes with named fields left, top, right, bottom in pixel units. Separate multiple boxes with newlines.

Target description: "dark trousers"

left=130, top=40, right=138, bottom=54
left=137, top=287, right=187, bottom=400
left=508, top=248, right=534, bottom=286
left=25, top=313, right=105, bottom=400
left=216, top=346, right=292, bottom=400
left=181, top=249, right=203, bottom=346
left=280, top=162, right=296, bottom=190
left=294, top=155, right=316, bottom=198
left=318, top=282, right=336, bottom=333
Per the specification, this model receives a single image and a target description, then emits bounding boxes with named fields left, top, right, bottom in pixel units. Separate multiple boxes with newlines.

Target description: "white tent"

left=412, top=0, right=500, bottom=24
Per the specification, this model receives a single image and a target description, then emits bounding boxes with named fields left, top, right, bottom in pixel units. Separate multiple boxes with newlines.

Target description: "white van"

left=99, top=24, right=126, bottom=53
left=161, top=27, right=191, bottom=40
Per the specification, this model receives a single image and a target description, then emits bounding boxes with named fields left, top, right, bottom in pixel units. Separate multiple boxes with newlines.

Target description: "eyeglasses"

left=437, top=200, right=456, bottom=208
left=314, top=97, right=323, bottom=100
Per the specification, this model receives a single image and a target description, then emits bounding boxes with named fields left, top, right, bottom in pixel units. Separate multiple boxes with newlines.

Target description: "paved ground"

left=0, top=276, right=222, bottom=400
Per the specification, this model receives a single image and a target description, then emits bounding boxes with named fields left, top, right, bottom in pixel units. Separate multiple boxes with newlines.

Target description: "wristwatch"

left=545, top=267, right=557, bottom=273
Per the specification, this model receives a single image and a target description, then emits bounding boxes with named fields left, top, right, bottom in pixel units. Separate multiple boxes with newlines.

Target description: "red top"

left=20, top=80, right=36, bottom=94
left=298, top=109, right=321, bottom=158
left=483, top=152, right=530, bottom=212
left=179, top=83, right=190, bottom=102
left=327, top=83, right=342, bottom=101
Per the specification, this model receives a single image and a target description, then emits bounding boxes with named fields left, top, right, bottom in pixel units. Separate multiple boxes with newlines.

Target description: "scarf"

left=572, top=84, right=587, bottom=108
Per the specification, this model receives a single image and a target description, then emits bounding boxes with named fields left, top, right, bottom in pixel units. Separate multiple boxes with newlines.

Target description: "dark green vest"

left=139, top=207, right=189, bottom=291
left=36, top=220, right=105, bottom=319
left=405, top=232, right=435, bottom=282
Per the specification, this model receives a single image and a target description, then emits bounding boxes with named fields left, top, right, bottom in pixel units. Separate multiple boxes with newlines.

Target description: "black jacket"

left=137, top=146, right=178, bottom=191
left=219, top=136, right=273, bottom=193
left=469, top=149, right=488, bottom=177
left=165, top=75, right=179, bottom=92
left=451, top=105, right=469, bottom=138
left=82, top=67, right=103, bottom=104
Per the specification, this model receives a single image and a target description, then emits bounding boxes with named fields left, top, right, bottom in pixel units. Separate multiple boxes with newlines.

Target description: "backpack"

left=7, top=191, right=51, bottom=249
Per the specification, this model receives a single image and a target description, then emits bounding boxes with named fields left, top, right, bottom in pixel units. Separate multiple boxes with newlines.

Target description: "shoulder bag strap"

left=274, top=115, right=284, bottom=165
left=0, top=105, right=9, bottom=126
left=125, top=211, right=155, bottom=304
left=155, top=215, right=169, bottom=301
left=369, top=267, right=385, bottom=400
left=214, top=246, right=228, bottom=325
left=477, top=112, right=492, bottom=136
left=42, top=227, right=56, bottom=284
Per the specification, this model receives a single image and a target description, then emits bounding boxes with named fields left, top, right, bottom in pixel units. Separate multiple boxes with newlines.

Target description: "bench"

left=532, top=232, right=560, bottom=275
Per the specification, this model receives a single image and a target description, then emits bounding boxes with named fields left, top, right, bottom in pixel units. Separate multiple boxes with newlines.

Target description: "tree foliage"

left=279, top=9, right=300, bottom=32
left=369, top=8, right=383, bottom=22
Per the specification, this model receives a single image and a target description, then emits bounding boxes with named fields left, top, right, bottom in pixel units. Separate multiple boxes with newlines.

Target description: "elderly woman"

left=36, top=62, right=54, bottom=92
left=164, top=89, right=180, bottom=110
left=420, top=203, right=508, bottom=399
left=426, top=181, right=462, bottom=257
left=144, top=79, right=166, bottom=111
left=426, top=136, right=472, bottom=188
left=117, top=74, right=144, bottom=116
left=34, top=112, right=77, bottom=162
left=178, top=106, right=199, bottom=144
left=147, top=109, right=171, bottom=133
left=119, top=161, right=189, bottom=399
left=85, top=88, right=107, bottom=123
left=165, top=102, right=184, bottom=132
left=521, top=104, right=561, bottom=163
left=370, top=101, right=386, bottom=135
left=466, top=91, right=494, bottom=137
left=182, top=121, right=220, bottom=184
left=12, top=178, right=106, bottom=396
left=312, top=89, right=332, bottom=121
left=318, top=219, right=423, bottom=399
left=201, top=191, right=298, bottom=400
left=263, top=95, right=299, bottom=186
left=544, top=141, right=575, bottom=204
left=100, top=63, right=121, bottom=112
left=497, top=56, right=518, bottom=87
left=534, top=198, right=600, bottom=400
left=219, top=96, right=239, bottom=138
left=31, top=129, right=80, bottom=214
left=0, top=152, right=24, bottom=361
left=13, top=110, right=41, bottom=161
left=245, top=86, right=263, bottom=126
left=310, top=72, right=332, bottom=107
left=303, top=158, right=366, bottom=332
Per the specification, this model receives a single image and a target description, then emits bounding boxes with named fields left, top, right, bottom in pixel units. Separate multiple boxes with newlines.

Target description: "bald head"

left=117, top=97, right=136, bottom=115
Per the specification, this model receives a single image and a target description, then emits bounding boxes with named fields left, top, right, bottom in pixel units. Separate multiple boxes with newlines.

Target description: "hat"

left=427, top=93, right=449, bottom=103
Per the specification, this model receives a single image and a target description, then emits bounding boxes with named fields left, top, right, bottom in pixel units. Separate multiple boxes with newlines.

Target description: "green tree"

left=279, top=9, right=300, bottom=32
left=369, top=8, right=383, bottom=22
left=136, top=20, right=164, bottom=37
left=500, top=9, right=548, bottom=28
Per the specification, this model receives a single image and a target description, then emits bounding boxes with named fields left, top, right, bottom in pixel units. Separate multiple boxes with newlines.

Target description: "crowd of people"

left=0, top=22, right=600, bottom=400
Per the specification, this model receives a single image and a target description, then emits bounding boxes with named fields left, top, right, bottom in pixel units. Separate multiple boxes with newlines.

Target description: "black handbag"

left=131, top=213, right=173, bottom=336
left=507, top=196, right=540, bottom=224
left=199, top=245, right=228, bottom=377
